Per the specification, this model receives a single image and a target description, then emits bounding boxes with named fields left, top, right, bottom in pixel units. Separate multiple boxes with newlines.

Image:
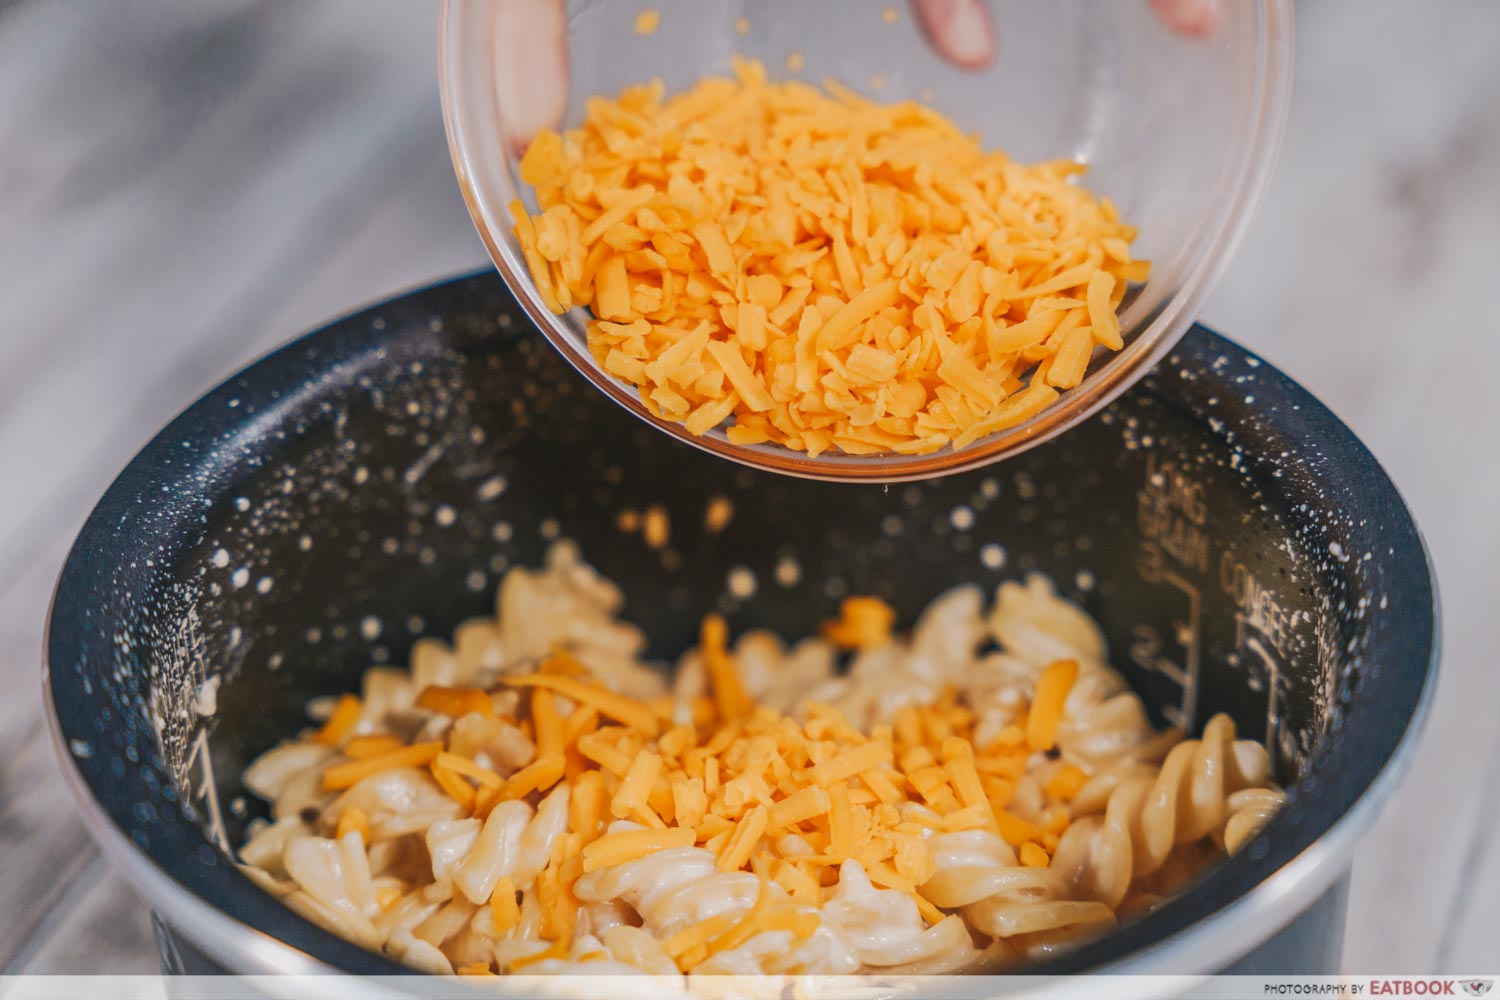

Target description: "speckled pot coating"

left=45, top=270, right=1436, bottom=977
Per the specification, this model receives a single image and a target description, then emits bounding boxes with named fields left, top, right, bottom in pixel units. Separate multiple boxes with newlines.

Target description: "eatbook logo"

left=1462, top=982, right=1494, bottom=997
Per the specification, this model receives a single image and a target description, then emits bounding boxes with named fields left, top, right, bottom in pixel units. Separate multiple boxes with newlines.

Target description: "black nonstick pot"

left=44, top=271, right=1437, bottom=984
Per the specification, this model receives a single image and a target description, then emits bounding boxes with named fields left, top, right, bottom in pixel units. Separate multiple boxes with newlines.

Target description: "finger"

left=909, top=0, right=998, bottom=71
left=492, top=0, right=570, bottom=156
left=1148, top=0, right=1220, bottom=38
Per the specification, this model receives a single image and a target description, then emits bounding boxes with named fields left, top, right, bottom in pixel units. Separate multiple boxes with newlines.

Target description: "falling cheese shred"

left=511, top=58, right=1148, bottom=456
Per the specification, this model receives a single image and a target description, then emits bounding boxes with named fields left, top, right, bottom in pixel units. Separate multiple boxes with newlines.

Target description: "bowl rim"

left=438, top=0, right=1295, bottom=482
left=41, top=271, right=1439, bottom=991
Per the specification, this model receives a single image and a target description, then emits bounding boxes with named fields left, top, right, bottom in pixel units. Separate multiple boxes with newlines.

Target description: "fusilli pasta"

left=236, top=543, right=1281, bottom=978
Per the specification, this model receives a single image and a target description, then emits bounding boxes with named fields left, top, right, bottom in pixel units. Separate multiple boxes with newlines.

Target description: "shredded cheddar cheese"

left=321, top=741, right=442, bottom=791
left=313, top=694, right=361, bottom=746
left=583, top=827, right=696, bottom=872
left=457, top=961, right=497, bottom=976
left=716, top=804, right=769, bottom=872
left=311, top=597, right=1103, bottom=964
left=491, top=876, right=521, bottom=932
left=805, top=740, right=889, bottom=787
left=1019, top=841, right=1051, bottom=868
left=700, top=614, right=752, bottom=721
left=335, top=806, right=370, bottom=844
left=508, top=940, right=568, bottom=971
left=821, top=596, right=897, bottom=650
left=1043, top=761, right=1089, bottom=801
left=341, top=735, right=404, bottom=759
left=611, top=750, right=664, bottom=823
left=502, top=669, right=661, bottom=736
left=415, top=685, right=494, bottom=719
left=537, top=863, right=577, bottom=944
left=1025, top=658, right=1080, bottom=751
left=436, top=751, right=503, bottom=789
left=511, top=58, right=1148, bottom=456
left=633, top=8, right=660, bottom=35
left=430, top=760, right=478, bottom=811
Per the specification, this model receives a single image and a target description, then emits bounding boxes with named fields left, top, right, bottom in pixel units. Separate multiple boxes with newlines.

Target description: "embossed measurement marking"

left=187, top=727, right=231, bottom=854
left=1132, top=540, right=1202, bottom=731
left=1244, top=635, right=1282, bottom=752
left=147, top=600, right=232, bottom=853
left=1220, top=553, right=1303, bottom=766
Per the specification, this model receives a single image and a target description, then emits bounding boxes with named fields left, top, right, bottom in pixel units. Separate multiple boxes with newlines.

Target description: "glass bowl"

left=440, top=0, right=1292, bottom=482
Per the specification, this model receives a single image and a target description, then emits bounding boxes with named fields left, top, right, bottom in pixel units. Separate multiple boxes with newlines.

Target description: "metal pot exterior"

left=45, top=271, right=1437, bottom=981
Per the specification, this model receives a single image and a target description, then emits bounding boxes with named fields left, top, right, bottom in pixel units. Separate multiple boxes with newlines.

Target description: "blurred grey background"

left=1, top=0, right=1496, bottom=975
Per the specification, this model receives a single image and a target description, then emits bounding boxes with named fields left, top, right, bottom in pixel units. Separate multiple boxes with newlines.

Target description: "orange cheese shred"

left=806, top=741, right=890, bottom=788
left=490, top=876, right=520, bottom=933
left=341, top=735, right=404, bottom=760
left=611, top=751, right=664, bottom=822
left=500, top=673, right=660, bottom=737
left=821, top=596, right=896, bottom=650
left=335, top=807, right=370, bottom=844
left=456, top=962, right=496, bottom=976
left=313, top=694, right=361, bottom=746
left=583, top=827, right=696, bottom=872
left=436, top=752, right=503, bottom=789
left=496, top=755, right=566, bottom=804
left=700, top=614, right=752, bottom=722
left=1025, top=659, right=1080, bottom=751
left=570, top=770, right=606, bottom=840
left=1019, top=842, right=1051, bottom=868
left=415, top=685, right=494, bottom=719
left=993, top=808, right=1045, bottom=849
left=532, top=688, right=566, bottom=761
left=1044, top=762, right=1090, bottom=801
left=321, top=741, right=442, bottom=791
left=941, top=737, right=988, bottom=811
left=430, top=761, right=477, bottom=811
left=770, top=785, right=831, bottom=830
left=716, top=804, right=769, bottom=872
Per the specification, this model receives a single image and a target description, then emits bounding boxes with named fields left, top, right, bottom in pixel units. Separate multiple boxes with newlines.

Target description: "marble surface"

left=1, top=0, right=1495, bottom=976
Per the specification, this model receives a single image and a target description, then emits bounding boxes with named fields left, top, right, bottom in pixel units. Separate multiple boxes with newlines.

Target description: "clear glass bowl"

left=440, top=0, right=1292, bottom=482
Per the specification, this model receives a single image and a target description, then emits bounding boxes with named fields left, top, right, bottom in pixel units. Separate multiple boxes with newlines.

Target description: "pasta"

left=922, top=828, right=1116, bottom=963
left=237, top=541, right=1281, bottom=977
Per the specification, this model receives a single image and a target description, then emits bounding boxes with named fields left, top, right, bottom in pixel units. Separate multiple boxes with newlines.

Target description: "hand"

left=493, top=0, right=1221, bottom=154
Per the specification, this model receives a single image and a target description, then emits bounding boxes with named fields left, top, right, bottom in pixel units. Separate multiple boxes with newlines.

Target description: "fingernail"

left=910, top=0, right=998, bottom=72
left=493, top=0, right=570, bottom=156
left=1149, top=0, right=1220, bottom=38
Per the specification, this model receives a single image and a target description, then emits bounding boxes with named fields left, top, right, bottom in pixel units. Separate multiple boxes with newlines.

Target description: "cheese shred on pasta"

left=510, top=58, right=1149, bottom=457
left=239, top=542, right=1280, bottom=977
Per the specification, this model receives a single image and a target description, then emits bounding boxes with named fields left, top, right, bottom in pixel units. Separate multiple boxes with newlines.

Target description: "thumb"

left=492, top=0, right=570, bottom=156
left=909, top=0, right=998, bottom=71
left=1148, top=0, right=1220, bottom=37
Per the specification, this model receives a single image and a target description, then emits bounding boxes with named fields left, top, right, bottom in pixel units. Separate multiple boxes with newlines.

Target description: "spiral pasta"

left=922, top=828, right=1115, bottom=965
left=236, top=542, right=1283, bottom=978
left=572, top=827, right=848, bottom=975
left=1051, top=713, right=1281, bottom=910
